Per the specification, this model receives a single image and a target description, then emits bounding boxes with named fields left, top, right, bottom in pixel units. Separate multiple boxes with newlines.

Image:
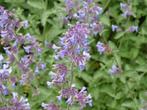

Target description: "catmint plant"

left=44, top=0, right=104, bottom=109
left=0, top=5, right=45, bottom=109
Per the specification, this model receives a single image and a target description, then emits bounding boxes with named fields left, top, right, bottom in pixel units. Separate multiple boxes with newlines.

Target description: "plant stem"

left=67, top=62, right=74, bottom=110
left=102, top=0, right=111, bottom=14
left=69, top=63, right=74, bottom=87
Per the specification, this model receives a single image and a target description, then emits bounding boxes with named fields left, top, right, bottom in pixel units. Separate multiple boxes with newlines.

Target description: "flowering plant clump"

left=0, top=5, right=45, bottom=109
left=0, top=0, right=147, bottom=110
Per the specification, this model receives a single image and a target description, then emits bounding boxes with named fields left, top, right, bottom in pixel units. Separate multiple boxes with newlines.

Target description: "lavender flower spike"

left=58, top=23, right=90, bottom=70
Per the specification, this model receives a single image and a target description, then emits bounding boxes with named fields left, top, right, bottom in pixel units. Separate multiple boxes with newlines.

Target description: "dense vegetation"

left=0, top=0, right=147, bottom=110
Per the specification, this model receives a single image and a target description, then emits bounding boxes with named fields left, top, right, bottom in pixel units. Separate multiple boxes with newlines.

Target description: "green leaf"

left=100, top=15, right=110, bottom=26
left=27, top=0, right=45, bottom=10
left=41, top=11, right=51, bottom=26
left=114, top=32, right=125, bottom=39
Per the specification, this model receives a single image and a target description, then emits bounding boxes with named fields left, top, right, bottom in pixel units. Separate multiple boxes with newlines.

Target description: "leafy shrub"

left=0, top=0, right=147, bottom=110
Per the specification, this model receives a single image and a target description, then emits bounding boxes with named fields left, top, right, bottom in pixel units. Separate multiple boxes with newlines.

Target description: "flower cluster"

left=57, top=23, right=90, bottom=70
left=47, top=64, right=68, bottom=86
left=0, top=6, right=44, bottom=86
left=57, top=86, right=92, bottom=109
left=120, top=3, right=133, bottom=18
left=0, top=5, right=45, bottom=109
left=0, top=6, right=19, bottom=42
left=0, top=92, right=30, bottom=110
left=46, top=1, right=95, bottom=110
left=10, top=92, right=30, bottom=110
left=64, top=0, right=103, bottom=35
left=0, top=54, right=11, bottom=96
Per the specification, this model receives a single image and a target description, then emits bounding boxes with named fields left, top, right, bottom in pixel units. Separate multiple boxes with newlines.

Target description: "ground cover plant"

left=0, top=0, right=147, bottom=110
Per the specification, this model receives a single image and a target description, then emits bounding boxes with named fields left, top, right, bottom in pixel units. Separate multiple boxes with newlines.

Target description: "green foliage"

left=1, top=0, right=147, bottom=110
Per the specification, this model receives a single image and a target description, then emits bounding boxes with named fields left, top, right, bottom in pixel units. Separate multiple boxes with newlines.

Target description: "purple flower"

left=0, top=6, right=19, bottom=41
left=112, top=25, right=119, bottom=32
left=59, top=87, right=78, bottom=104
left=48, top=64, right=68, bottom=85
left=23, top=45, right=33, bottom=53
left=75, top=87, right=92, bottom=109
left=65, top=0, right=103, bottom=36
left=74, top=9, right=86, bottom=20
left=57, top=23, right=90, bottom=70
left=0, top=54, right=4, bottom=61
left=91, top=5, right=103, bottom=15
left=86, top=0, right=93, bottom=4
left=35, top=63, right=46, bottom=74
left=42, top=103, right=59, bottom=110
left=64, top=0, right=75, bottom=12
left=120, top=3, right=128, bottom=10
left=22, top=20, right=29, bottom=29
left=0, top=63, right=12, bottom=80
left=35, top=66, right=39, bottom=74
left=19, top=74, right=29, bottom=85
left=58, top=86, right=92, bottom=109
left=129, top=26, right=138, bottom=32
left=96, top=42, right=106, bottom=54
left=11, top=92, right=30, bottom=110
left=108, top=64, right=121, bottom=75
left=90, top=22, right=103, bottom=35
left=2, top=86, right=9, bottom=95
left=25, top=33, right=36, bottom=43
left=66, top=96, right=73, bottom=105
left=72, top=1, right=102, bottom=24
left=120, top=3, right=132, bottom=18
left=0, top=84, right=9, bottom=95
left=0, top=30, right=8, bottom=38
left=18, top=55, right=33, bottom=75
left=40, top=63, right=46, bottom=70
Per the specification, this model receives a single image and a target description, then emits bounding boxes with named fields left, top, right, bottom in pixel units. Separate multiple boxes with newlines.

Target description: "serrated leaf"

left=41, top=11, right=51, bottom=26
left=115, top=32, right=125, bottom=39
left=27, top=0, right=45, bottom=9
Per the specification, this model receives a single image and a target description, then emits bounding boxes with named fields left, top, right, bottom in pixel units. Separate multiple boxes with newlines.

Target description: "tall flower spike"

left=58, top=23, right=90, bottom=70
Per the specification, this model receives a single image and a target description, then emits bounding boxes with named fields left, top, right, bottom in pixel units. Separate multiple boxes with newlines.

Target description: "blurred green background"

left=1, top=0, right=147, bottom=110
